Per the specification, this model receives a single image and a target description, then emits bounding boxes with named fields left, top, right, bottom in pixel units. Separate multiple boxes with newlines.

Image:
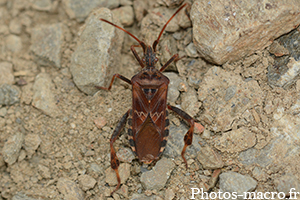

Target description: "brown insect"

left=97, top=3, right=202, bottom=194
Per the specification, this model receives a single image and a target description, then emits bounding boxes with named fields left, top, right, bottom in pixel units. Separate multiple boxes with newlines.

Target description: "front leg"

left=110, top=109, right=131, bottom=195
left=95, top=74, right=131, bottom=91
left=167, top=105, right=197, bottom=168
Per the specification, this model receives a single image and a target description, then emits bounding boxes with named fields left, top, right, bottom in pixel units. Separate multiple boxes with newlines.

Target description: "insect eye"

left=151, top=89, right=156, bottom=93
left=143, top=88, right=150, bottom=93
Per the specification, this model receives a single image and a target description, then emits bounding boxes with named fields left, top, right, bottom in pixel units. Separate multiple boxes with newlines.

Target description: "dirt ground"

left=1, top=0, right=300, bottom=200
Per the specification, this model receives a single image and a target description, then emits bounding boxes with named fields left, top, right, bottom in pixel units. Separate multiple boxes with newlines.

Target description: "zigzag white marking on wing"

left=134, top=110, right=147, bottom=119
left=134, top=110, right=163, bottom=123
left=150, top=111, right=164, bottom=123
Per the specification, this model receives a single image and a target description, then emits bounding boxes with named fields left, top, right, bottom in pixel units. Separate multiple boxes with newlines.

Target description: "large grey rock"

left=191, top=0, right=300, bottom=65
left=70, top=7, right=124, bottom=95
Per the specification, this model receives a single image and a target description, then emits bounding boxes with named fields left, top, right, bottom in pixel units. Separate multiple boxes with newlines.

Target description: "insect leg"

left=159, top=54, right=179, bottom=72
left=153, top=3, right=187, bottom=51
left=131, top=44, right=145, bottom=68
left=95, top=74, right=131, bottom=91
left=167, top=105, right=194, bottom=168
left=110, top=109, right=131, bottom=195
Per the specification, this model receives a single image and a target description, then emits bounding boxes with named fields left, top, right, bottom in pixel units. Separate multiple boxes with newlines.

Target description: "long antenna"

left=152, top=3, right=187, bottom=51
left=100, top=18, right=147, bottom=51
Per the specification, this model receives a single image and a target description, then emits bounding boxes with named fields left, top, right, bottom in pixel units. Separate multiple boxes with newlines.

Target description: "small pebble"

left=70, top=123, right=76, bottom=129
left=63, top=0, right=120, bottom=22
left=2, top=132, right=24, bottom=165
left=78, top=174, right=97, bottom=191
left=194, top=122, right=205, bottom=134
left=112, top=6, right=134, bottom=26
left=32, top=73, right=59, bottom=117
left=17, top=149, right=26, bottom=162
left=164, top=72, right=184, bottom=103
left=31, top=0, right=53, bottom=11
left=252, top=167, right=267, bottom=182
left=185, top=42, right=199, bottom=57
left=181, top=88, right=201, bottom=117
left=296, top=80, right=300, bottom=92
left=12, top=192, right=37, bottom=200
left=88, top=163, right=102, bottom=174
left=9, top=18, right=22, bottom=34
left=214, top=127, right=256, bottom=153
left=0, top=24, right=9, bottom=34
left=94, top=116, right=107, bottom=129
left=105, top=163, right=131, bottom=186
left=0, top=107, right=7, bottom=117
left=6, top=34, right=22, bottom=52
left=0, top=62, right=14, bottom=85
left=165, top=188, right=175, bottom=200
left=38, top=164, right=51, bottom=179
left=274, top=174, right=300, bottom=195
left=116, top=147, right=135, bottom=163
left=197, top=144, right=224, bottom=169
left=140, top=157, right=175, bottom=190
left=0, top=84, right=20, bottom=106
left=57, top=178, right=84, bottom=200
left=117, top=185, right=129, bottom=198
left=201, top=129, right=211, bottom=139
left=24, top=133, right=41, bottom=158
left=219, top=172, right=257, bottom=200
left=31, top=23, right=66, bottom=68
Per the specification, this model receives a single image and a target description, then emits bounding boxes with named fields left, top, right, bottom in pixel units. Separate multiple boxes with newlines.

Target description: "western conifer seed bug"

left=97, top=3, right=203, bottom=194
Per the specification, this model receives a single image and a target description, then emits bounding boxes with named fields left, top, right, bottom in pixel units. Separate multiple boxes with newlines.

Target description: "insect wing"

left=131, top=83, right=168, bottom=162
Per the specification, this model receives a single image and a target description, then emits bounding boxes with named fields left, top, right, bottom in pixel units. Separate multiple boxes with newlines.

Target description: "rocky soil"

left=1, top=0, right=300, bottom=199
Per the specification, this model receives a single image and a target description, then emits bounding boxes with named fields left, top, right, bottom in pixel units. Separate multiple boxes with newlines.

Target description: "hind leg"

left=109, top=109, right=131, bottom=195
left=167, top=105, right=203, bottom=168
